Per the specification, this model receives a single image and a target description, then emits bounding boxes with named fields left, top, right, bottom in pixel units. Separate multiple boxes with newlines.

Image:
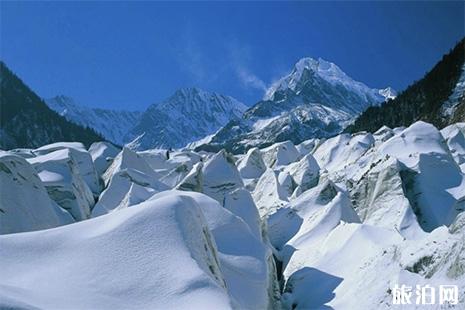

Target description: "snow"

left=27, top=148, right=96, bottom=221
left=0, top=191, right=235, bottom=309
left=0, top=151, right=73, bottom=234
left=261, top=141, right=300, bottom=168
left=88, top=142, right=120, bottom=177
left=2, top=120, right=465, bottom=309
left=237, top=147, right=267, bottom=179
left=45, top=95, right=141, bottom=145
left=264, top=57, right=394, bottom=105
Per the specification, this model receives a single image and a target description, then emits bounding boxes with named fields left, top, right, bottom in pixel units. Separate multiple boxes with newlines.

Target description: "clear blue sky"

left=1, top=1, right=464, bottom=110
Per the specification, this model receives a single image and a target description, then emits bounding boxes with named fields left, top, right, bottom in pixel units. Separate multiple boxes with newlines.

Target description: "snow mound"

left=0, top=151, right=73, bottom=234
left=0, top=192, right=235, bottom=309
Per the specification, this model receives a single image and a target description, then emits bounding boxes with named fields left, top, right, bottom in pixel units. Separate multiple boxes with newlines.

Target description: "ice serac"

left=283, top=153, right=320, bottom=197
left=441, top=122, right=465, bottom=169
left=0, top=151, right=73, bottom=234
left=45, top=95, right=141, bottom=145
left=379, top=121, right=465, bottom=232
left=201, top=57, right=393, bottom=154
left=92, top=148, right=168, bottom=217
left=253, top=168, right=289, bottom=218
left=33, top=142, right=101, bottom=197
left=0, top=192, right=235, bottom=309
left=237, top=147, right=267, bottom=179
left=88, top=141, right=121, bottom=177
left=27, top=148, right=96, bottom=221
left=201, top=150, right=244, bottom=203
left=261, top=141, right=300, bottom=168
left=152, top=191, right=279, bottom=309
left=126, top=87, right=247, bottom=150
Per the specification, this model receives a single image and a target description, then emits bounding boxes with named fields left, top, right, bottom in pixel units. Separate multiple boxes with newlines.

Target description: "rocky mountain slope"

left=197, top=57, right=394, bottom=154
left=45, top=96, right=141, bottom=146
left=347, top=39, right=465, bottom=133
left=125, top=87, right=247, bottom=150
left=0, top=62, right=104, bottom=150
left=1, top=120, right=464, bottom=308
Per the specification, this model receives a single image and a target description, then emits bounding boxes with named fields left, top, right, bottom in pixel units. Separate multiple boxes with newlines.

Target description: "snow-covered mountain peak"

left=264, top=57, right=394, bottom=104
left=125, top=88, right=247, bottom=149
left=163, top=87, right=247, bottom=112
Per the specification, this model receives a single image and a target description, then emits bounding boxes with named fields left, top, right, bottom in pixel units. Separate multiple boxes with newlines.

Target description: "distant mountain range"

left=45, top=96, right=141, bottom=146
left=3, top=39, right=464, bottom=152
left=196, top=57, right=395, bottom=153
left=0, top=62, right=103, bottom=150
left=124, top=88, right=247, bottom=150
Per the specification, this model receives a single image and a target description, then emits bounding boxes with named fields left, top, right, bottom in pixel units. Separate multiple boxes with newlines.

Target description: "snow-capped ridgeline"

left=200, top=57, right=396, bottom=153
left=264, top=57, right=396, bottom=104
left=125, top=87, right=247, bottom=150
left=46, top=95, right=142, bottom=146
left=1, top=121, right=464, bottom=309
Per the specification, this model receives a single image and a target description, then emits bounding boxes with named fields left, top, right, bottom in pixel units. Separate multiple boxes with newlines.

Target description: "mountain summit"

left=125, top=87, right=247, bottom=150
left=198, top=57, right=394, bottom=154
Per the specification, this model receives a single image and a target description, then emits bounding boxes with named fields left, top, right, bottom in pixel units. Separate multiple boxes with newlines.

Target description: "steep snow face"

left=203, top=58, right=392, bottom=154
left=0, top=192, right=235, bottom=309
left=441, top=122, right=465, bottom=169
left=126, top=88, right=247, bottom=150
left=0, top=151, right=73, bottom=234
left=88, top=141, right=121, bottom=177
left=92, top=148, right=168, bottom=217
left=45, top=96, right=141, bottom=145
left=264, top=57, right=395, bottom=108
left=441, top=63, right=465, bottom=117
left=237, top=147, right=267, bottom=179
left=27, top=148, right=96, bottom=221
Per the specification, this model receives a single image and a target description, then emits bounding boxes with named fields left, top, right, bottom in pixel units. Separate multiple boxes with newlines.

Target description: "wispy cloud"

left=227, top=41, right=268, bottom=94
left=235, top=65, right=267, bottom=92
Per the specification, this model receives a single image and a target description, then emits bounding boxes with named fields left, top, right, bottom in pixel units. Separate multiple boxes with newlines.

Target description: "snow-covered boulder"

left=88, top=141, right=120, bottom=177
left=252, top=168, right=289, bottom=218
left=237, top=147, right=266, bottom=179
left=0, top=151, right=73, bottom=234
left=92, top=148, right=168, bottom=216
left=261, top=141, right=300, bottom=168
left=27, top=149, right=95, bottom=221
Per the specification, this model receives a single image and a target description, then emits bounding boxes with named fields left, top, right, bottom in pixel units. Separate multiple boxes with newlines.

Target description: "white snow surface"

left=2, top=120, right=465, bottom=309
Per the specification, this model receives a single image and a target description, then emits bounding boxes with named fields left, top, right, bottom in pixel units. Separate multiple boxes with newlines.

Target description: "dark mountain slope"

left=346, top=39, right=465, bottom=133
left=0, top=62, right=104, bottom=149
